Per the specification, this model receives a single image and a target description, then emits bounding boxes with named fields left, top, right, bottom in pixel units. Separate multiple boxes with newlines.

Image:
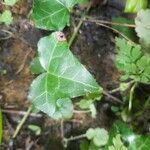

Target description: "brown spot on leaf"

left=55, top=32, right=66, bottom=42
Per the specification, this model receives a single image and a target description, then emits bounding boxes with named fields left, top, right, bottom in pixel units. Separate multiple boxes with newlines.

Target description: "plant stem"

left=128, top=83, right=136, bottom=112
left=103, top=90, right=123, bottom=104
left=73, top=110, right=91, bottom=113
left=68, top=2, right=92, bottom=47
left=1, top=109, right=42, bottom=117
left=109, top=80, right=134, bottom=94
left=0, top=29, right=14, bottom=40
left=83, top=17, right=136, bottom=28
left=12, top=106, right=32, bottom=139
left=63, top=134, right=86, bottom=147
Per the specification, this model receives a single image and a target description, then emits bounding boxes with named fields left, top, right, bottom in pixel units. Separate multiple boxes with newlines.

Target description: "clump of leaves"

left=28, top=32, right=101, bottom=120
left=124, top=0, right=148, bottom=13
left=0, top=10, right=13, bottom=25
left=115, top=38, right=150, bottom=83
left=135, top=9, right=150, bottom=52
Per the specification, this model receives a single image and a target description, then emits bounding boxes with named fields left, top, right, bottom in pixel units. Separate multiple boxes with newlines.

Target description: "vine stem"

left=109, top=80, right=135, bottom=94
left=12, top=106, right=32, bottom=139
left=103, top=90, right=123, bottom=104
left=63, top=134, right=86, bottom=147
left=83, top=17, right=136, bottom=28
left=68, top=1, right=92, bottom=47
left=128, top=83, right=136, bottom=112
left=73, top=110, right=91, bottom=113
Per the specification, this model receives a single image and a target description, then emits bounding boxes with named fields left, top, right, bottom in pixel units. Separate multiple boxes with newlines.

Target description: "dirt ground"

left=0, top=0, right=149, bottom=150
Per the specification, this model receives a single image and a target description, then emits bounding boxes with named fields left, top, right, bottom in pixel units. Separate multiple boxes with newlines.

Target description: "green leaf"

left=86, top=128, right=95, bottom=140
left=32, top=0, right=70, bottom=30
left=79, top=99, right=93, bottom=109
left=107, top=121, right=134, bottom=146
left=4, top=0, right=18, bottom=6
left=112, top=17, right=135, bottom=41
left=28, top=124, right=41, bottom=136
left=89, top=141, right=102, bottom=150
left=107, top=121, right=150, bottom=150
left=51, top=98, right=73, bottom=120
left=89, top=103, right=97, bottom=118
left=125, top=0, right=148, bottom=13
left=135, top=9, right=150, bottom=52
left=29, top=32, right=100, bottom=118
left=86, top=128, right=109, bottom=147
left=80, top=139, right=90, bottom=150
left=108, top=134, right=128, bottom=150
left=30, top=57, right=45, bottom=74
left=0, top=10, right=13, bottom=25
left=32, top=0, right=87, bottom=30
left=129, top=135, right=150, bottom=150
left=93, top=128, right=109, bottom=147
left=115, top=38, right=150, bottom=83
left=0, top=110, right=2, bottom=144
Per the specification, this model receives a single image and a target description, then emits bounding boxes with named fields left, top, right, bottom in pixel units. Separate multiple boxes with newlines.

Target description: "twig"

left=103, top=90, right=123, bottom=104
left=63, top=134, right=86, bottom=147
left=128, top=83, right=137, bottom=112
left=15, top=48, right=32, bottom=74
left=73, top=110, right=91, bottom=113
left=84, top=17, right=136, bottom=28
left=68, top=1, right=92, bottom=47
left=0, top=29, right=14, bottom=40
left=12, top=106, right=32, bottom=139
left=109, top=80, right=135, bottom=94
left=1, top=109, right=42, bottom=118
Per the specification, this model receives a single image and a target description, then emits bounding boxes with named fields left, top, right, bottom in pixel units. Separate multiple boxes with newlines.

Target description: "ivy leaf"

left=135, top=9, right=150, bottom=52
left=0, top=10, right=13, bottom=25
left=29, top=32, right=100, bottom=118
left=32, top=0, right=70, bottom=31
left=4, top=0, right=18, bottom=6
left=124, top=0, right=148, bottom=13
left=32, top=0, right=86, bottom=30
left=30, top=57, right=45, bottom=74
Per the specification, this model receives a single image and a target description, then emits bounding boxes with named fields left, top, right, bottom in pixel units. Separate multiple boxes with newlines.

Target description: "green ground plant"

left=1, top=0, right=148, bottom=149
